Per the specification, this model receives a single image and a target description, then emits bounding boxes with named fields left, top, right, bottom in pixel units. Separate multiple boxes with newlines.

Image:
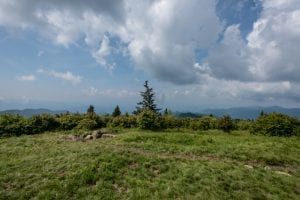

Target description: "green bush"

left=190, top=116, right=217, bottom=131
left=161, top=115, right=182, bottom=129
left=110, top=116, right=137, bottom=128
left=26, top=114, right=60, bottom=134
left=0, top=114, right=26, bottom=136
left=103, top=115, right=113, bottom=127
left=76, top=118, right=98, bottom=130
left=250, top=112, right=298, bottom=136
left=57, top=113, right=83, bottom=130
left=217, top=115, right=235, bottom=133
left=137, top=109, right=161, bottom=130
left=236, top=120, right=253, bottom=130
left=85, top=114, right=105, bottom=129
left=0, top=114, right=60, bottom=136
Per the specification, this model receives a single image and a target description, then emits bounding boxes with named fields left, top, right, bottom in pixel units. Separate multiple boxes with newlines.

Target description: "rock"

left=244, top=165, right=253, bottom=169
left=274, top=171, right=291, bottom=176
left=102, top=134, right=116, bottom=138
left=84, top=134, right=93, bottom=140
left=79, top=135, right=85, bottom=140
left=65, top=134, right=80, bottom=141
left=264, top=166, right=271, bottom=170
left=92, top=130, right=102, bottom=139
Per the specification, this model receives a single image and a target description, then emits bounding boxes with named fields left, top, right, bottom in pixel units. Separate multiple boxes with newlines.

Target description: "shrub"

left=161, top=115, right=182, bottom=129
left=102, top=115, right=113, bottom=127
left=180, top=118, right=192, bottom=129
left=250, top=112, right=298, bottom=136
left=57, top=113, right=83, bottom=130
left=190, top=116, right=217, bottom=131
left=76, top=118, right=98, bottom=130
left=217, top=115, right=235, bottom=133
left=26, top=114, right=60, bottom=134
left=110, top=116, right=137, bottom=128
left=137, top=109, right=160, bottom=130
left=236, top=120, right=253, bottom=130
left=0, top=114, right=26, bottom=136
left=0, top=114, right=60, bottom=136
left=84, top=114, right=105, bottom=129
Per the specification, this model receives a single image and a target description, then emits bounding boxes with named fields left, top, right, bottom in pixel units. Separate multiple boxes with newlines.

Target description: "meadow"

left=0, top=129, right=299, bottom=199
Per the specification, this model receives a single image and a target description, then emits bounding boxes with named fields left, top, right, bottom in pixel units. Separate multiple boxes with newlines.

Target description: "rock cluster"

left=65, top=130, right=116, bottom=141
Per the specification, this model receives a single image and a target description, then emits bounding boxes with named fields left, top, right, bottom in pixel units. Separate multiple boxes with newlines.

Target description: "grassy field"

left=0, top=129, right=299, bottom=199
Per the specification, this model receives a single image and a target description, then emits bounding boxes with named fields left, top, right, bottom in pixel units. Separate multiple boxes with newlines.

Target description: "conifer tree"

left=112, top=105, right=121, bottom=117
left=87, top=105, right=95, bottom=115
left=135, top=80, right=160, bottom=114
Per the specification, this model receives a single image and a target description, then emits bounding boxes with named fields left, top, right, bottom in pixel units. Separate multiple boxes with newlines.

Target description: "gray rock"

left=69, top=135, right=78, bottom=141
left=244, top=165, right=253, bottom=169
left=102, top=134, right=116, bottom=138
left=92, top=130, right=102, bottom=139
left=274, top=171, right=292, bottom=176
left=84, top=134, right=93, bottom=140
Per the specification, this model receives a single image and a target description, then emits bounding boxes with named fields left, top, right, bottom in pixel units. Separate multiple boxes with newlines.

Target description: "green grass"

left=0, top=130, right=299, bottom=199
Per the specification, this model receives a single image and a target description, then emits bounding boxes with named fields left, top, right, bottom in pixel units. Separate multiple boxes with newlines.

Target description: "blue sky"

left=0, top=0, right=300, bottom=113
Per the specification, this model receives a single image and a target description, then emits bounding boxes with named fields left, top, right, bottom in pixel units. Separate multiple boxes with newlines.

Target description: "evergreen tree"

left=112, top=105, right=121, bottom=117
left=135, top=80, right=160, bottom=114
left=163, top=108, right=169, bottom=116
left=163, top=108, right=172, bottom=116
left=87, top=105, right=95, bottom=115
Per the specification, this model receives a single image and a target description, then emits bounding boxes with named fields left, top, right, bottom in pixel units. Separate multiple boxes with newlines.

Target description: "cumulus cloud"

left=92, top=35, right=116, bottom=71
left=123, top=0, right=222, bottom=84
left=0, top=0, right=124, bottom=28
left=1, top=0, right=300, bottom=104
left=247, top=0, right=300, bottom=82
left=204, top=0, right=300, bottom=83
left=38, top=69, right=82, bottom=85
left=0, top=0, right=222, bottom=84
left=203, top=25, right=252, bottom=81
left=16, top=74, right=36, bottom=81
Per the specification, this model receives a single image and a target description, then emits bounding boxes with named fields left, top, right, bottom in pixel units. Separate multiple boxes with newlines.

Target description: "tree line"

left=0, top=81, right=299, bottom=137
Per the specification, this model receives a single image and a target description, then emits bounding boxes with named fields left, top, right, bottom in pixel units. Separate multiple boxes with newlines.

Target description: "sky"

left=0, top=0, right=300, bottom=113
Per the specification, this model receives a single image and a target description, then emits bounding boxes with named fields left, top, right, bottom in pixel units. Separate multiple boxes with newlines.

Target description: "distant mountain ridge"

left=0, top=108, right=67, bottom=117
left=1, top=106, right=300, bottom=119
left=202, top=106, right=300, bottom=119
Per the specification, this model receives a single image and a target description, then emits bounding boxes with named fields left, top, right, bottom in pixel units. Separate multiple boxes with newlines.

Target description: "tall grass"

left=0, top=130, right=299, bottom=199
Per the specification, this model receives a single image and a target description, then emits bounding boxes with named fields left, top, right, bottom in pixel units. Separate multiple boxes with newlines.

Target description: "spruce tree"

left=112, top=105, right=121, bottom=117
left=135, top=80, right=160, bottom=114
left=87, top=105, right=95, bottom=115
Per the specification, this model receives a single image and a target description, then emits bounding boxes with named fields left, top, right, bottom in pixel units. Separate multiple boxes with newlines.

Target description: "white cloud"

left=82, top=87, right=136, bottom=98
left=247, top=0, right=300, bottom=82
left=84, top=87, right=98, bottom=96
left=203, top=0, right=300, bottom=83
left=16, top=74, right=36, bottom=81
left=161, top=77, right=296, bottom=107
left=1, top=0, right=300, bottom=104
left=92, top=35, right=116, bottom=71
left=204, top=25, right=252, bottom=81
left=35, top=9, right=82, bottom=47
left=0, top=0, right=222, bottom=84
left=123, top=0, right=222, bottom=84
left=38, top=69, right=82, bottom=85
